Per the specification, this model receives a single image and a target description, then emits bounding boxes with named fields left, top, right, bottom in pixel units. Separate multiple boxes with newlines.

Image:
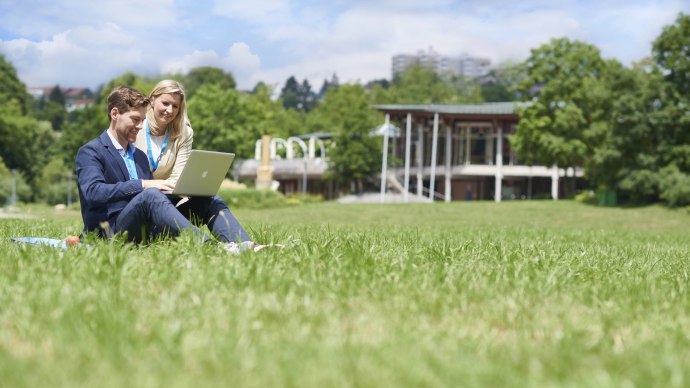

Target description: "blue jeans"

left=175, top=195, right=249, bottom=243
left=114, top=189, right=248, bottom=243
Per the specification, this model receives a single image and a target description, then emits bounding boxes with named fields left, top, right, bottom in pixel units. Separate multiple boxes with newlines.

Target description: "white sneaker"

left=223, top=241, right=255, bottom=254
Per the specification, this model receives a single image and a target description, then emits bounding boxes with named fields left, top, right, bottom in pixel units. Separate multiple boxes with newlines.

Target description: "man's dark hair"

left=107, top=86, right=150, bottom=121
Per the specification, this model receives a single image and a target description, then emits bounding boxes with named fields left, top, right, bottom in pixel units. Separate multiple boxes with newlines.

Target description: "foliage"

left=587, top=14, right=690, bottom=205
left=0, top=99, right=56, bottom=187
left=100, top=72, right=159, bottom=102
left=217, top=188, right=289, bottom=209
left=0, top=53, right=31, bottom=114
left=34, top=157, right=79, bottom=205
left=309, top=84, right=382, bottom=191
left=55, top=104, right=109, bottom=169
left=654, top=13, right=690, bottom=95
left=0, top=157, right=32, bottom=204
left=513, top=38, right=610, bottom=171
left=479, top=61, right=525, bottom=102
left=280, top=76, right=317, bottom=112
left=374, top=65, right=459, bottom=104
left=182, top=66, right=236, bottom=98
left=187, top=84, right=262, bottom=158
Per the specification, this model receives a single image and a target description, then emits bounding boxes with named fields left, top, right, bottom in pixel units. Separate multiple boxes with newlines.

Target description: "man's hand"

left=142, top=180, right=175, bottom=192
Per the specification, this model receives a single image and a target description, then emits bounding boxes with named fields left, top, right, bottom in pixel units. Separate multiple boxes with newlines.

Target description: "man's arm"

left=76, top=144, right=145, bottom=206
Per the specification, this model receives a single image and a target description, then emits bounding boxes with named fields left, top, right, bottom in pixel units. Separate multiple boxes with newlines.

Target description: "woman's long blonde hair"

left=147, top=79, right=189, bottom=140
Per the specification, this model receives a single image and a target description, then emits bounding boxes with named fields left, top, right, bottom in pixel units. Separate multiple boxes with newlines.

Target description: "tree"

left=33, top=85, right=67, bottom=131
left=478, top=61, right=526, bottom=102
left=0, top=54, right=31, bottom=114
left=55, top=104, right=109, bottom=169
left=372, top=65, right=467, bottom=104
left=311, top=84, right=382, bottom=192
left=512, top=38, right=610, bottom=196
left=100, top=72, right=158, bottom=101
left=318, top=73, right=339, bottom=100
left=182, top=66, right=236, bottom=98
left=588, top=13, right=690, bottom=206
left=654, top=13, right=690, bottom=95
left=250, top=82, right=304, bottom=139
left=279, top=76, right=317, bottom=112
left=187, top=84, right=261, bottom=159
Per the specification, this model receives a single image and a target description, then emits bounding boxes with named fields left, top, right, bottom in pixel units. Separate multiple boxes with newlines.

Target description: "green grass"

left=0, top=201, right=689, bottom=387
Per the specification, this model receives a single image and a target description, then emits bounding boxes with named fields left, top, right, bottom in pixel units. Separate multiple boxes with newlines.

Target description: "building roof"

left=373, top=101, right=530, bottom=116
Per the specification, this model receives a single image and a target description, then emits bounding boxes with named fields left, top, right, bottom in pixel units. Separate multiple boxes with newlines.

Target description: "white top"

left=149, top=134, right=167, bottom=162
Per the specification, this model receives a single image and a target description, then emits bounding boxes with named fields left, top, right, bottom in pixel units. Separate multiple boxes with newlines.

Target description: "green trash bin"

left=598, top=190, right=617, bottom=207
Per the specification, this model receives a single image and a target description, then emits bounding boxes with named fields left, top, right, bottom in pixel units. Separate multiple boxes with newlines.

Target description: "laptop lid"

left=170, top=150, right=235, bottom=196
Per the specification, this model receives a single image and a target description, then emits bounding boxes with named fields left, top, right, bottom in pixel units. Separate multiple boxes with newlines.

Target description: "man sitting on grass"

left=75, top=86, right=265, bottom=253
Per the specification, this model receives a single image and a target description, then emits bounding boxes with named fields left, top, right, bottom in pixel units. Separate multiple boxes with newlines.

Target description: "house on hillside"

left=234, top=102, right=584, bottom=202
left=27, top=86, right=95, bottom=112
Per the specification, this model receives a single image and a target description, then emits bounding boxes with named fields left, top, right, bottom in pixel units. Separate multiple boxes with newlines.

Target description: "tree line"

left=1, top=13, right=689, bottom=206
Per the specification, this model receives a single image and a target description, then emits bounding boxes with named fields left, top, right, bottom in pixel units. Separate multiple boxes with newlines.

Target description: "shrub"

left=218, top=188, right=289, bottom=209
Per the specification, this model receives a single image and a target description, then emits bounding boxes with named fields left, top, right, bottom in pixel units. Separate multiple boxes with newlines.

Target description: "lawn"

left=0, top=201, right=688, bottom=387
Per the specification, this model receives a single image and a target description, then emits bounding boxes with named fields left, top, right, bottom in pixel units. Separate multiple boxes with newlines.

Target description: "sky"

left=1, top=0, right=688, bottom=92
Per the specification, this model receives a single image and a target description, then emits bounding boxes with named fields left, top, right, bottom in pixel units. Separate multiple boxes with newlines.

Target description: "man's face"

left=112, top=107, right=146, bottom=144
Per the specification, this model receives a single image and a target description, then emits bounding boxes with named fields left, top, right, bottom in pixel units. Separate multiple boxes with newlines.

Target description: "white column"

left=429, top=113, right=439, bottom=201
left=551, top=164, right=559, bottom=200
left=404, top=113, right=412, bottom=203
left=465, top=126, right=471, bottom=165
left=495, top=127, right=503, bottom=203
left=445, top=126, right=452, bottom=202
left=417, top=124, right=423, bottom=197
left=380, top=114, right=390, bottom=203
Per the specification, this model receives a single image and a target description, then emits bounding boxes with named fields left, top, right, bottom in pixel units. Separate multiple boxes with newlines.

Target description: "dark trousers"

left=114, top=189, right=248, bottom=243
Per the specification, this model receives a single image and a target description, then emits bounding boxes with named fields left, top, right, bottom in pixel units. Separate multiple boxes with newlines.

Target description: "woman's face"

left=152, top=93, right=182, bottom=126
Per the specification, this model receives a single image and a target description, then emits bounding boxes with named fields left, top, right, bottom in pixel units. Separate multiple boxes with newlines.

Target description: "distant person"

left=75, top=86, right=265, bottom=253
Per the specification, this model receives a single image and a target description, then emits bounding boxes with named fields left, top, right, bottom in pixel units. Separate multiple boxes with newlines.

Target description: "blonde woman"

left=135, top=80, right=264, bottom=253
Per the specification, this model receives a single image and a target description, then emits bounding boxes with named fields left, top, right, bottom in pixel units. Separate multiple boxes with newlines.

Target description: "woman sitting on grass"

left=134, top=79, right=267, bottom=253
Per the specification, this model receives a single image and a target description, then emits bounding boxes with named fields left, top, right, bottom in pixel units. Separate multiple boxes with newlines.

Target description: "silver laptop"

left=166, top=150, right=235, bottom=196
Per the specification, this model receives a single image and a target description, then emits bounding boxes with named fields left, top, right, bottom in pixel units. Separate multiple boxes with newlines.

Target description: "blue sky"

left=1, top=0, right=688, bottom=91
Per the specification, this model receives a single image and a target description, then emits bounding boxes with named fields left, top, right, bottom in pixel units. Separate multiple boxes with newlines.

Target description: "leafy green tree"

left=512, top=38, right=611, bottom=196
left=182, top=66, right=236, bottom=98
left=32, top=85, right=67, bottom=131
left=35, top=157, right=78, bottom=205
left=651, top=13, right=690, bottom=205
left=187, top=84, right=261, bottom=159
left=318, top=74, right=339, bottom=100
left=0, top=54, right=31, bottom=114
left=588, top=13, right=690, bottom=205
left=100, top=72, right=158, bottom=101
left=0, top=99, right=56, bottom=187
left=654, top=13, right=690, bottom=95
left=479, top=61, right=525, bottom=102
left=311, top=84, right=382, bottom=192
left=372, top=65, right=479, bottom=104
left=0, top=156, right=32, bottom=204
left=55, top=104, right=109, bottom=168
left=280, top=76, right=317, bottom=112
left=449, top=74, right=484, bottom=103
left=250, top=82, right=304, bottom=138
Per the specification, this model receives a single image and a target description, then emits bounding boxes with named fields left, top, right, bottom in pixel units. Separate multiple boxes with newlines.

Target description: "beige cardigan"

left=135, top=119, right=194, bottom=184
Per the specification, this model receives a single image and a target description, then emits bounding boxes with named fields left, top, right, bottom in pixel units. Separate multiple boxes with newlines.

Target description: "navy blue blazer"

left=75, top=131, right=153, bottom=236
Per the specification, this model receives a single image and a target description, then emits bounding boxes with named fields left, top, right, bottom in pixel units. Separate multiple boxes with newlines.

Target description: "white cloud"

left=0, top=23, right=145, bottom=87
left=161, top=43, right=261, bottom=89
left=1, top=0, right=689, bottom=91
